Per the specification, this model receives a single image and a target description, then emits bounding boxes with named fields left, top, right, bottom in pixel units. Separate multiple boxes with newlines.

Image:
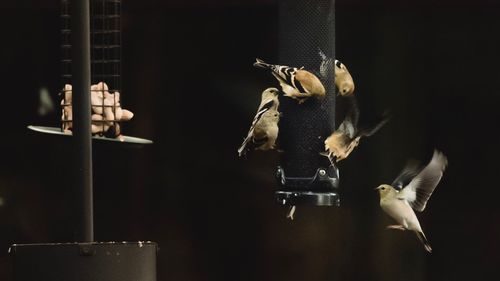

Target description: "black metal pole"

left=71, top=0, right=94, bottom=242
left=276, top=0, right=339, bottom=206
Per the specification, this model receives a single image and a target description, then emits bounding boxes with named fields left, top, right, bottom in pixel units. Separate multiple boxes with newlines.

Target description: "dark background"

left=1, top=0, right=500, bottom=280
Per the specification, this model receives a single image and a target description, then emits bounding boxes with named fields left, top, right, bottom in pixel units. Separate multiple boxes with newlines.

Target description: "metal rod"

left=71, top=0, right=94, bottom=242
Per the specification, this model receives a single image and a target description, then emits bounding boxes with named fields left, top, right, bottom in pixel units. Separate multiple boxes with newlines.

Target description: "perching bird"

left=334, top=59, right=355, bottom=96
left=318, top=50, right=355, bottom=97
left=238, top=87, right=281, bottom=156
left=375, top=150, right=448, bottom=253
left=253, top=58, right=325, bottom=103
left=323, top=97, right=389, bottom=163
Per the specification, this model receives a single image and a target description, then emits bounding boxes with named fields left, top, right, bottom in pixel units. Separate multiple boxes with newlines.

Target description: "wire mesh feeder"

left=30, top=0, right=152, bottom=145
left=274, top=0, right=339, bottom=208
left=61, top=0, right=126, bottom=138
left=60, top=81, right=133, bottom=139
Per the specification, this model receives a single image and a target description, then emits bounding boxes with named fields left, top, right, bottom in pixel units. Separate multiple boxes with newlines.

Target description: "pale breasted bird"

left=324, top=97, right=389, bottom=163
left=253, top=58, right=325, bottom=104
left=238, top=87, right=281, bottom=156
left=375, top=150, right=448, bottom=253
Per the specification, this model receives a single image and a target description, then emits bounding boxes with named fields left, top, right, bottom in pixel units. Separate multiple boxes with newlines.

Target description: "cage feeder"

left=28, top=0, right=152, bottom=145
left=14, top=1, right=157, bottom=280
left=274, top=0, right=339, bottom=207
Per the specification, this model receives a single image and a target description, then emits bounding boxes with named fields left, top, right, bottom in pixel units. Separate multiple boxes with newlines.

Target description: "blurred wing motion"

left=391, top=160, right=421, bottom=190
left=38, top=87, right=55, bottom=116
left=397, top=150, right=448, bottom=212
left=376, top=150, right=447, bottom=253
left=254, top=58, right=325, bottom=103
left=324, top=96, right=389, bottom=163
left=238, top=88, right=280, bottom=156
left=318, top=48, right=332, bottom=79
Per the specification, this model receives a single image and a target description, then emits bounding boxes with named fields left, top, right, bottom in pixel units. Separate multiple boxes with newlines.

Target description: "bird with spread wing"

left=375, top=150, right=448, bottom=252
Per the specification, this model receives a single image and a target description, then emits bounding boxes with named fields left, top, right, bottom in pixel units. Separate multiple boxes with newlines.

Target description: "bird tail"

left=416, top=231, right=432, bottom=253
left=238, top=136, right=251, bottom=157
left=238, top=134, right=268, bottom=157
left=253, top=58, right=273, bottom=69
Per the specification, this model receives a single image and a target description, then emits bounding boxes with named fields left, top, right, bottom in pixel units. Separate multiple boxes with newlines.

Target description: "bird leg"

left=322, top=152, right=336, bottom=167
left=286, top=205, right=296, bottom=220
left=386, top=225, right=406, bottom=231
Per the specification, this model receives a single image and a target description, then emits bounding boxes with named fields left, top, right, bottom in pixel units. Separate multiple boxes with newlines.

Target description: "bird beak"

left=374, top=186, right=380, bottom=190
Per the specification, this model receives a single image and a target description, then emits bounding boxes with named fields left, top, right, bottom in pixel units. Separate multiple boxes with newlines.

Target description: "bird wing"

left=397, top=150, right=448, bottom=212
left=358, top=111, right=390, bottom=137
left=237, top=99, right=276, bottom=156
left=339, top=96, right=359, bottom=138
left=347, top=96, right=360, bottom=128
left=391, top=160, right=421, bottom=190
left=271, top=73, right=291, bottom=90
left=253, top=99, right=276, bottom=126
left=318, top=48, right=332, bottom=79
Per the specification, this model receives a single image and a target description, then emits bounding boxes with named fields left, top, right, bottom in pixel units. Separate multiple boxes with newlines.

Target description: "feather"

left=398, top=150, right=448, bottom=212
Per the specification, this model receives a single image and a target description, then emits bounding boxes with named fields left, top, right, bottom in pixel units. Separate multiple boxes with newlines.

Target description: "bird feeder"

left=13, top=1, right=157, bottom=280
left=275, top=0, right=340, bottom=207
left=28, top=0, right=152, bottom=145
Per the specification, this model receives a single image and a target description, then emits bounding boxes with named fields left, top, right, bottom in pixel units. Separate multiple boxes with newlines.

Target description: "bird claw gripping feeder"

left=275, top=0, right=340, bottom=208
left=14, top=1, right=157, bottom=280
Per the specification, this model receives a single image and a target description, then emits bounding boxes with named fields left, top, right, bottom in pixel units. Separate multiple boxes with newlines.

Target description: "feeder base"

left=10, top=242, right=157, bottom=281
left=275, top=191, right=340, bottom=206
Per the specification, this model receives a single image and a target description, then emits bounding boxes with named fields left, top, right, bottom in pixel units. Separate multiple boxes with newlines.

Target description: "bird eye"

left=335, top=61, right=342, bottom=68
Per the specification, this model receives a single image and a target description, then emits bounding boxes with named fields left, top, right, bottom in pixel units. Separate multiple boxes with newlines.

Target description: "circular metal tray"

left=28, top=125, right=153, bottom=145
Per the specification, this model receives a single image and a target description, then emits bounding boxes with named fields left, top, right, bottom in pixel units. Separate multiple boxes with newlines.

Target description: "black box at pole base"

left=10, top=242, right=158, bottom=281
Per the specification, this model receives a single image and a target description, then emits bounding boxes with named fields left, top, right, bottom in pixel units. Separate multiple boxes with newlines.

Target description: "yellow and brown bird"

left=238, top=87, right=281, bottom=156
left=324, top=97, right=389, bottom=164
left=253, top=58, right=325, bottom=103
left=318, top=50, right=355, bottom=97
left=375, top=150, right=448, bottom=253
left=334, top=59, right=355, bottom=96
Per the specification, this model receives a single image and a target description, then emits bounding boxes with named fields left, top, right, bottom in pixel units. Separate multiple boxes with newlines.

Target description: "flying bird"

left=253, top=58, right=325, bottom=103
left=238, top=87, right=281, bottom=156
left=375, top=150, right=448, bottom=253
left=324, top=97, right=389, bottom=164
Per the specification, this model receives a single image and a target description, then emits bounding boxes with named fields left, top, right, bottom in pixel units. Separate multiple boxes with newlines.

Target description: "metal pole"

left=71, top=0, right=94, bottom=242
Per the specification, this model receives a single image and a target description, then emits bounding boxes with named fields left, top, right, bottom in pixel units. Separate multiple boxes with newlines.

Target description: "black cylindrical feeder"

left=13, top=1, right=157, bottom=280
left=275, top=0, right=340, bottom=207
